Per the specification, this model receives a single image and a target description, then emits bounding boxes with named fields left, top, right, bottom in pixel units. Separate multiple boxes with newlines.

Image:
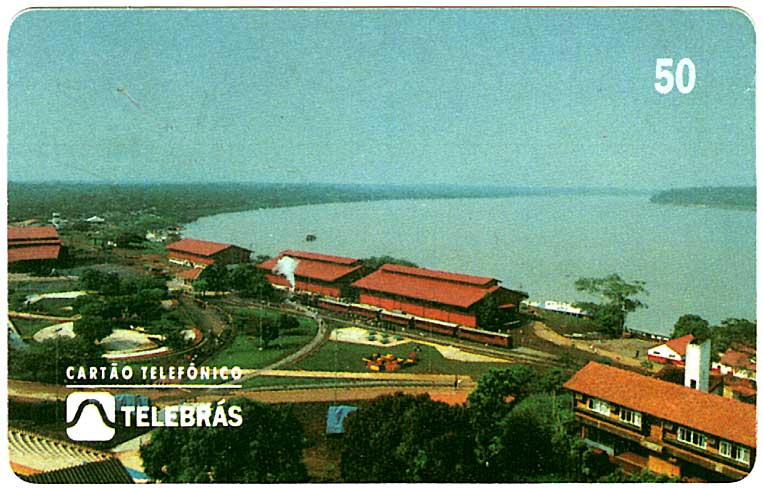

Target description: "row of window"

left=586, top=398, right=750, bottom=466
left=587, top=398, right=641, bottom=427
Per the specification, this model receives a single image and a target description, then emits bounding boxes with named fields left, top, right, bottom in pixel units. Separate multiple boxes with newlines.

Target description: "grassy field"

left=10, top=318, right=63, bottom=339
left=289, top=340, right=511, bottom=380
left=206, top=309, right=318, bottom=370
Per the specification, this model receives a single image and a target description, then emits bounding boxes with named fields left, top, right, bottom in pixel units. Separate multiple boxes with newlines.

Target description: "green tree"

left=193, top=278, right=210, bottom=296
left=671, top=314, right=711, bottom=343
left=475, top=294, right=501, bottom=331
left=277, top=314, right=300, bottom=331
left=574, top=273, right=647, bottom=336
left=150, top=319, right=191, bottom=351
left=601, top=468, right=680, bottom=482
left=140, top=400, right=308, bottom=483
left=489, top=393, right=580, bottom=481
left=9, top=337, right=106, bottom=384
left=467, top=365, right=534, bottom=471
left=361, top=255, right=418, bottom=274
left=230, top=264, right=276, bottom=299
left=74, top=315, right=114, bottom=344
left=340, top=393, right=479, bottom=482
left=79, top=269, right=122, bottom=295
left=200, top=263, right=230, bottom=292
left=115, top=229, right=146, bottom=248
left=711, top=318, right=756, bottom=359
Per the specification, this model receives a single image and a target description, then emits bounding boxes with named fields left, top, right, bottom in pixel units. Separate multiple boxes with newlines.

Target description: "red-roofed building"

left=166, top=238, right=250, bottom=268
left=713, top=347, right=757, bottom=382
left=8, top=226, right=63, bottom=271
left=563, top=361, right=756, bottom=481
left=351, top=264, right=527, bottom=328
left=647, top=334, right=694, bottom=365
left=258, top=250, right=364, bottom=297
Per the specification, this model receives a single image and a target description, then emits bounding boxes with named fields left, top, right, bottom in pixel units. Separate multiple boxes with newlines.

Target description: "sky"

left=6, top=7, right=756, bottom=189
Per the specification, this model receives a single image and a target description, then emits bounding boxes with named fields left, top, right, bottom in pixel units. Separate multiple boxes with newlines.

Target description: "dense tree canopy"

left=490, top=393, right=580, bottom=481
left=340, top=393, right=479, bottom=482
left=574, top=273, right=647, bottom=336
left=9, top=337, right=106, bottom=384
left=671, top=314, right=711, bottom=342
left=140, top=400, right=308, bottom=483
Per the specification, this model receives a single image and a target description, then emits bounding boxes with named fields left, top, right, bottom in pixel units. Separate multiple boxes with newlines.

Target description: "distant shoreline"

left=7, top=182, right=648, bottom=226
left=649, top=186, right=755, bottom=212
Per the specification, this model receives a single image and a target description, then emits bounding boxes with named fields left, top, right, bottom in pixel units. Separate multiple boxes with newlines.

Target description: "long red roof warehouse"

left=351, top=263, right=504, bottom=309
left=258, top=250, right=363, bottom=282
left=8, top=226, right=61, bottom=241
left=563, top=361, right=756, bottom=448
left=166, top=238, right=232, bottom=256
left=8, top=226, right=62, bottom=263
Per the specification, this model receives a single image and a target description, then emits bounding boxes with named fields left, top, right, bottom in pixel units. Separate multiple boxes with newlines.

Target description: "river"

left=183, top=194, right=756, bottom=336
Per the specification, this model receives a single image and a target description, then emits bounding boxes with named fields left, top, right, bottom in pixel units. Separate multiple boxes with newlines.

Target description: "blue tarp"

left=115, top=394, right=150, bottom=410
left=326, top=405, right=358, bottom=434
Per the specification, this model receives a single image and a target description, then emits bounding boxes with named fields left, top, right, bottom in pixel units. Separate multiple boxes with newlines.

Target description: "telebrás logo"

left=66, top=392, right=117, bottom=441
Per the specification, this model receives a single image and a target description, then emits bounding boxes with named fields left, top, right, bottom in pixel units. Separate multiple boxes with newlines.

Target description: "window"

left=719, top=441, right=732, bottom=458
left=587, top=398, right=610, bottom=416
left=677, top=426, right=707, bottom=449
left=619, top=408, right=642, bottom=427
left=736, top=446, right=751, bottom=465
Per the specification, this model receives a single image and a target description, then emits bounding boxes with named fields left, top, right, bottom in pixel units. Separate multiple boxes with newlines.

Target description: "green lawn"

left=26, top=298, right=77, bottom=317
left=241, top=375, right=367, bottom=389
left=11, top=318, right=62, bottom=339
left=205, top=310, right=318, bottom=370
left=289, top=341, right=512, bottom=379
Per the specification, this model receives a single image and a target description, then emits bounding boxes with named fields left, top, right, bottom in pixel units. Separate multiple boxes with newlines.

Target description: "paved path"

left=531, top=321, right=658, bottom=370
left=245, top=369, right=475, bottom=387
left=8, top=380, right=473, bottom=407
left=260, top=303, right=328, bottom=371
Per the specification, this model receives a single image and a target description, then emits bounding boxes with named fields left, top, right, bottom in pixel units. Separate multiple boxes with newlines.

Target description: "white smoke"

left=273, top=256, right=300, bottom=291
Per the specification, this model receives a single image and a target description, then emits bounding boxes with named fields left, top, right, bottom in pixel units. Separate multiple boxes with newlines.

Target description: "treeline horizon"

left=650, top=185, right=755, bottom=211
left=8, top=181, right=646, bottom=225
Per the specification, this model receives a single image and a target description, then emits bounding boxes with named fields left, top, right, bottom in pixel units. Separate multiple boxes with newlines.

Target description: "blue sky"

left=7, top=8, right=755, bottom=188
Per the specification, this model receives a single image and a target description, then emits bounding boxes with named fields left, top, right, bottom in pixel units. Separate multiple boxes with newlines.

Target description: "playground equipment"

left=362, top=351, right=418, bottom=372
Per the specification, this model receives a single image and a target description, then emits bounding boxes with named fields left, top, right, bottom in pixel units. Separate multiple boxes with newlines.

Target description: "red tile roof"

left=661, top=334, right=695, bottom=356
left=258, top=251, right=363, bottom=283
left=280, top=249, right=360, bottom=266
left=721, top=349, right=756, bottom=371
left=168, top=250, right=215, bottom=266
left=351, top=264, right=502, bottom=309
left=8, top=246, right=61, bottom=263
left=563, top=362, right=756, bottom=447
left=381, top=263, right=497, bottom=286
left=7, top=226, right=60, bottom=241
left=166, top=238, right=232, bottom=256
left=177, top=267, right=204, bottom=280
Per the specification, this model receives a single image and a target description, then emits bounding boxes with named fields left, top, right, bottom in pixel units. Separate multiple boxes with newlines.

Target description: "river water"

left=184, top=195, right=755, bottom=336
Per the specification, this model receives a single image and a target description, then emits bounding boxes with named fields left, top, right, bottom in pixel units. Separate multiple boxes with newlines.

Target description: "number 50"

left=655, top=58, right=696, bottom=94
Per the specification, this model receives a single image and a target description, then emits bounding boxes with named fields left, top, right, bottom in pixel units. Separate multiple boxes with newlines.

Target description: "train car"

left=347, top=303, right=380, bottom=319
left=456, top=326, right=512, bottom=348
left=379, top=310, right=411, bottom=326
left=412, top=316, right=458, bottom=337
left=317, top=298, right=350, bottom=313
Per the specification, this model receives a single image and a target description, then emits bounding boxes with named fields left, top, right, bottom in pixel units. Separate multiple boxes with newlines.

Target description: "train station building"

left=258, top=250, right=365, bottom=298
left=350, top=263, right=527, bottom=328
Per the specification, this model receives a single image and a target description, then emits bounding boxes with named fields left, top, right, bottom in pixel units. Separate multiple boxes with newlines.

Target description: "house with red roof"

left=166, top=238, right=251, bottom=269
left=563, top=361, right=756, bottom=481
left=8, top=226, right=63, bottom=271
left=350, top=263, right=527, bottom=328
left=713, top=346, right=757, bottom=382
left=647, top=334, right=694, bottom=365
left=257, top=250, right=364, bottom=298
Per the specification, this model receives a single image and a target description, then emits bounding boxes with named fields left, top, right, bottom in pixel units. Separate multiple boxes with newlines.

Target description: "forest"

left=8, top=181, right=641, bottom=226
left=650, top=186, right=755, bottom=210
